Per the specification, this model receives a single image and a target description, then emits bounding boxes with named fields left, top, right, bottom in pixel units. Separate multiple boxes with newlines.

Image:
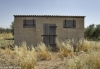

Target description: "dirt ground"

left=35, top=58, right=67, bottom=69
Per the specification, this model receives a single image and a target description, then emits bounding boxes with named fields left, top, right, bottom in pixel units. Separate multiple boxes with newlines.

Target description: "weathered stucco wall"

left=14, top=16, right=84, bottom=45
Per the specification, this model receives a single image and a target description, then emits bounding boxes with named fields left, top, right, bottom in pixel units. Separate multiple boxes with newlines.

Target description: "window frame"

left=23, top=19, right=36, bottom=28
left=63, top=19, right=76, bottom=28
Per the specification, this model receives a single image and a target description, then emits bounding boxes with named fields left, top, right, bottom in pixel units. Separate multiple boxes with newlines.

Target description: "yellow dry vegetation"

left=0, top=33, right=100, bottom=69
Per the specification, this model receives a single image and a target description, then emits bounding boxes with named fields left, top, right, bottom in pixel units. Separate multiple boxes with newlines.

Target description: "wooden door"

left=42, top=24, right=57, bottom=47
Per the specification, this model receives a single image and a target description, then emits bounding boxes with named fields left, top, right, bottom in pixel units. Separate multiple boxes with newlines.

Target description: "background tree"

left=85, top=24, right=100, bottom=40
left=92, top=24, right=100, bottom=40
left=84, top=24, right=95, bottom=39
left=10, top=21, right=14, bottom=36
left=0, top=27, right=11, bottom=33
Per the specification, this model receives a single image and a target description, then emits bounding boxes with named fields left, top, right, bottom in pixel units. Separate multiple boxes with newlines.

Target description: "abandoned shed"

left=14, top=15, right=85, bottom=46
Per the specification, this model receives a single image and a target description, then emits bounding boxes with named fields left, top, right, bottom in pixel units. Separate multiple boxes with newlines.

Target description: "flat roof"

left=14, top=15, right=85, bottom=18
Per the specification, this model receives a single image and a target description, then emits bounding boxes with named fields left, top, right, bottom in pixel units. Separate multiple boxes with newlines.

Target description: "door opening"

left=42, top=24, right=57, bottom=47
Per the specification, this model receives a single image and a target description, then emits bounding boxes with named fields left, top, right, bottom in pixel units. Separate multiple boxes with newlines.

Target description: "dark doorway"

left=42, top=24, right=57, bottom=47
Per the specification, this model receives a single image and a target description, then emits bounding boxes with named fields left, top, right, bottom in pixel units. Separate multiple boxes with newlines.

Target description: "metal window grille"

left=23, top=19, right=36, bottom=28
left=63, top=19, right=76, bottom=28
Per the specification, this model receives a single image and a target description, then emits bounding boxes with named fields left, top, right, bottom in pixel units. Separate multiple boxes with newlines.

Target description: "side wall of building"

left=14, top=17, right=84, bottom=45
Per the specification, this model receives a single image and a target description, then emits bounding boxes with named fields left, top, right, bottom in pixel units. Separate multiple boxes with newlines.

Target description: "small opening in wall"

left=23, top=19, right=36, bottom=28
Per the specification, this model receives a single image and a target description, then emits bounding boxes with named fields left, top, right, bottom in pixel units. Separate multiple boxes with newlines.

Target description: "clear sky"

left=0, top=0, right=100, bottom=28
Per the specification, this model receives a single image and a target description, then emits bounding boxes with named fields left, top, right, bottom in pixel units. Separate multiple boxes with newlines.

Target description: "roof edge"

left=14, top=15, right=86, bottom=18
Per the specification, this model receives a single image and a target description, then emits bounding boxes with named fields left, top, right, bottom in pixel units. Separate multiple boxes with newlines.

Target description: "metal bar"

left=41, top=35, right=57, bottom=36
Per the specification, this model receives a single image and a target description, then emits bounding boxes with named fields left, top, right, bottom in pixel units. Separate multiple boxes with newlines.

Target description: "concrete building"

left=14, top=15, right=85, bottom=46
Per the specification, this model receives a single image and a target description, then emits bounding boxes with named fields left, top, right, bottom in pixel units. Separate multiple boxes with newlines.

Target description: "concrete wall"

left=14, top=16, right=84, bottom=45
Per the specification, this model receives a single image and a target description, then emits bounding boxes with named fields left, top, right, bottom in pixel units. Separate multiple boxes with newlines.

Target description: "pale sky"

left=0, top=0, right=100, bottom=28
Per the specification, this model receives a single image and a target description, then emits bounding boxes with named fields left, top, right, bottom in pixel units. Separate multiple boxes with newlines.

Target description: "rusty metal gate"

left=42, top=24, right=57, bottom=47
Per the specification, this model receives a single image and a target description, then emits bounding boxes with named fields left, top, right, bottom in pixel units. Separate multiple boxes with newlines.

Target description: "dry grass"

left=65, top=40, right=100, bottom=69
left=65, top=52, right=100, bottom=69
left=0, top=33, right=13, bottom=40
left=0, top=33, right=14, bottom=49
left=0, top=42, right=37, bottom=69
left=56, top=39, right=74, bottom=58
left=76, top=40, right=89, bottom=52
left=16, top=42, right=37, bottom=69
left=0, top=33, right=100, bottom=69
left=36, top=42, right=52, bottom=61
